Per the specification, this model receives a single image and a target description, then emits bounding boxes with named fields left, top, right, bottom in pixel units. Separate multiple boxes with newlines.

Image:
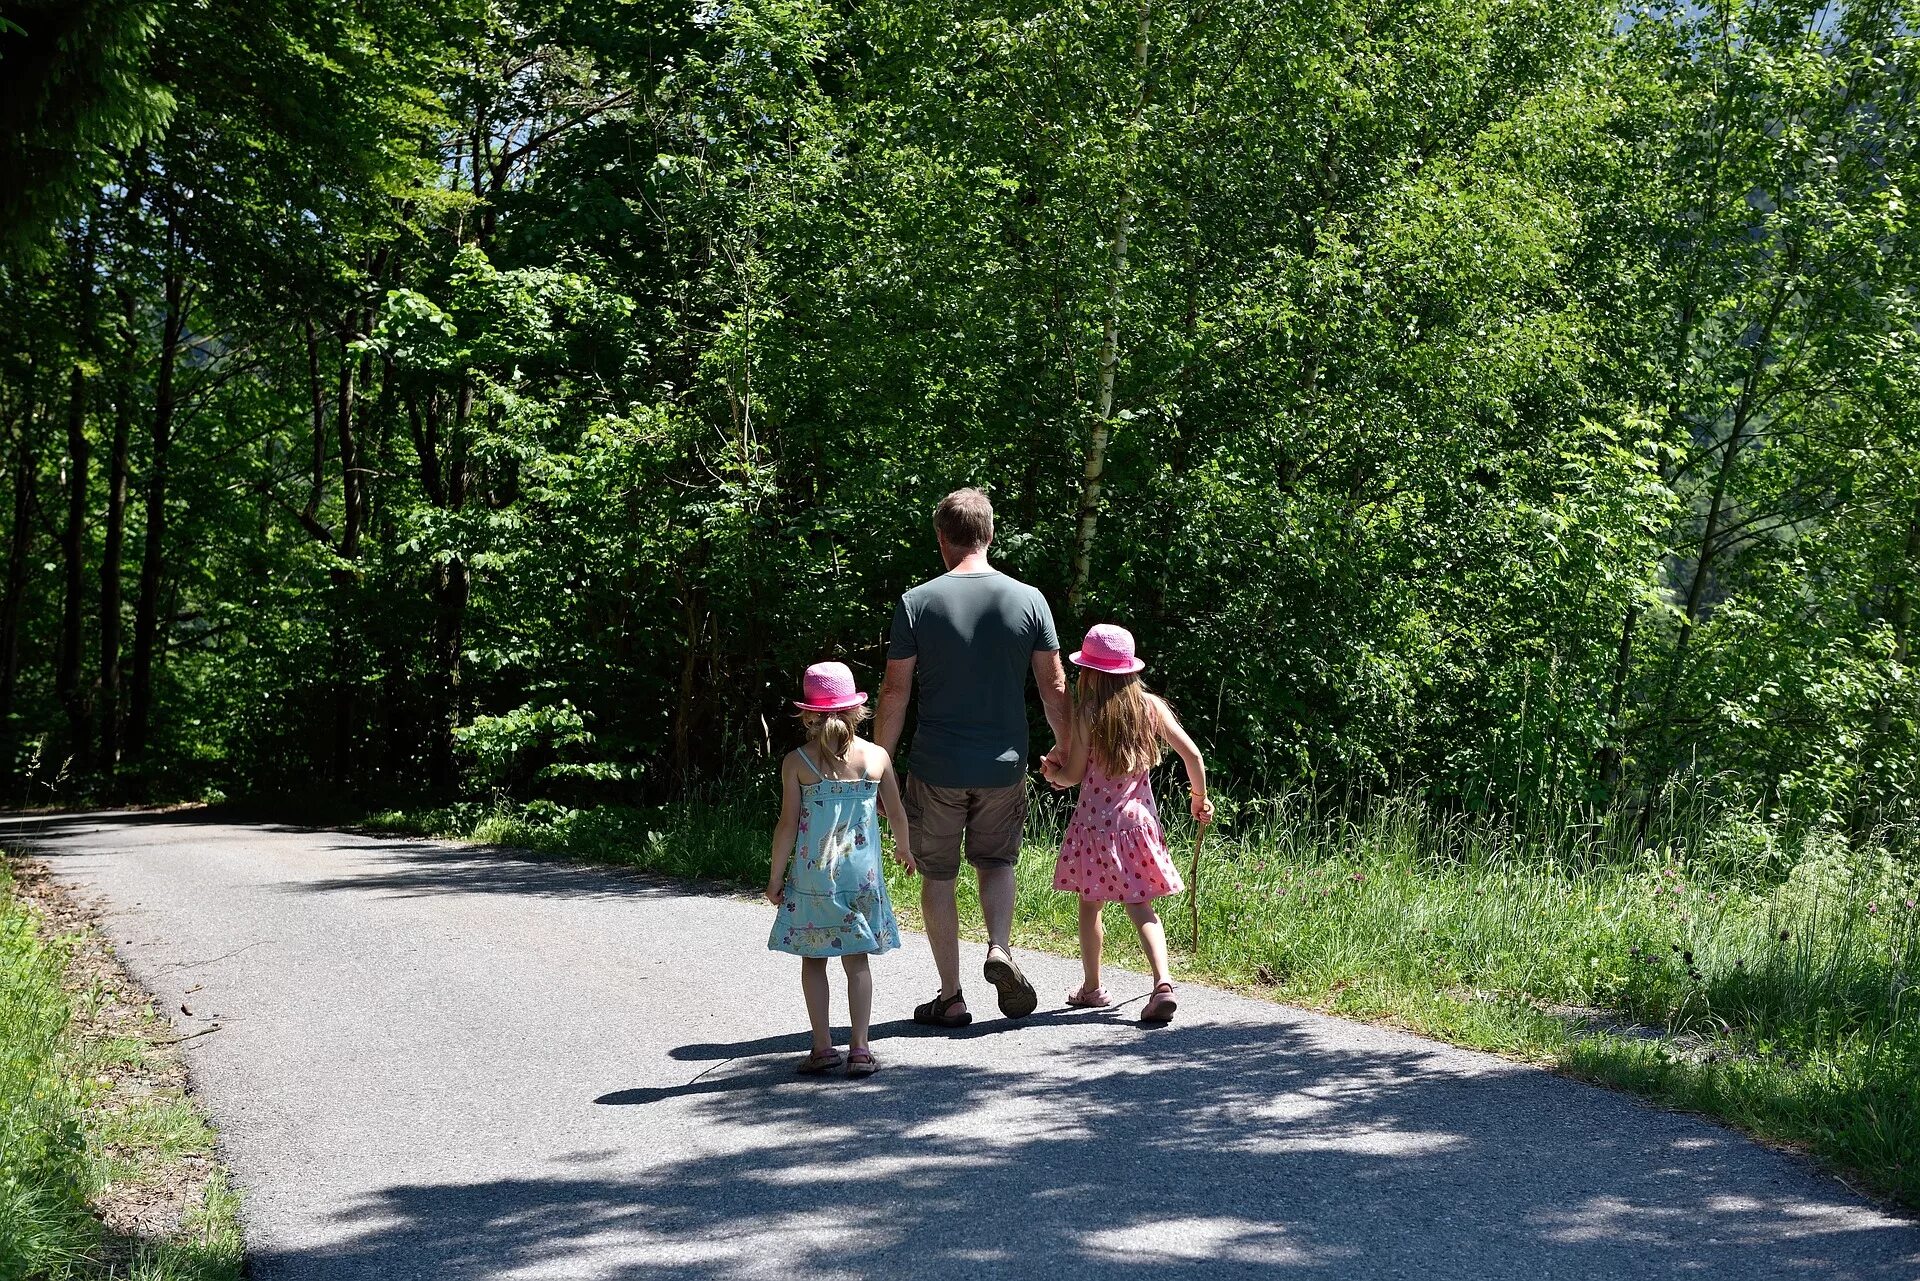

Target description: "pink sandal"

left=1141, top=982, right=1178, bottom=1024
left=1066, top=985, right=1113, bottom=1008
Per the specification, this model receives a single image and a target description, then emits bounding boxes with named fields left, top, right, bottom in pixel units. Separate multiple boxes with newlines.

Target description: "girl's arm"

left=1043, top=711, right=1092, bottom=789
left=873, top=747, right=917, bottom=874
left=766, top=754, right=801, bottom=905
left=1150, top=695, right=1213, bottom=821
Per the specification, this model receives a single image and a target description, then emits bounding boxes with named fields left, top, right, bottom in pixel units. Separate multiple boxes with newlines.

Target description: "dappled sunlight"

left=1079, top=1216, right=1332, bottom=1266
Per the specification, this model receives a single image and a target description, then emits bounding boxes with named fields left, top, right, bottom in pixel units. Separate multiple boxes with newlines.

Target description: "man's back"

left=889, top=570, right=1058, bottom=788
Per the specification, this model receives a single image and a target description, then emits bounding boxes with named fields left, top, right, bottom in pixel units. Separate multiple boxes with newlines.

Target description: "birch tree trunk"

left=1067, top=0, right=1153, bottom=616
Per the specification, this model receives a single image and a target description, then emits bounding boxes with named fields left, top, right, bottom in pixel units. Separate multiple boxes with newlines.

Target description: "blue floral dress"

left=768, top=748, right=901, bottom=957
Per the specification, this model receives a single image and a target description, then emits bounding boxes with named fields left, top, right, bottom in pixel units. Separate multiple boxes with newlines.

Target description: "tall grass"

left=0, top=869, right=94, bottom=1280
left=365, top=787, right=1920, bottom=1206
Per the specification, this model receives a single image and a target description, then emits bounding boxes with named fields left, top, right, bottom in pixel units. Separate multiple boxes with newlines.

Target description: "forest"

left=1, top=0, right=1917, bottom=842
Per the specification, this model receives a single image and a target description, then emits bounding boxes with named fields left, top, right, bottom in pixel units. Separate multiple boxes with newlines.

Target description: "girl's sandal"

left=1066, top=985, right=1113, bottom=1009
left=912, top=989, right=974, bottom=1028
left=795, top=1048, right=845, bottom=1074
left=1141, top=982, right=1179, bottom=1024
left=845, top=1049, right=879, bottom=1077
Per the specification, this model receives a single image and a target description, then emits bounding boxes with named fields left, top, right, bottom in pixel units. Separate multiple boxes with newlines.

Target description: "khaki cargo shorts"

left=903, top=775, right=1028, bottom=882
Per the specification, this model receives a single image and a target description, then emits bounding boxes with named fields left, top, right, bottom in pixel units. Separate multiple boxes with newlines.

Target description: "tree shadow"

left=257, top=1020, right=1919, bottom=1281
left=1, top=810, right=703, bottom=903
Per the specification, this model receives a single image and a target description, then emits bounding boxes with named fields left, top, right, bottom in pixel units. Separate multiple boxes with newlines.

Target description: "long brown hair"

left=800, top=705, right=871, bottom=763
left=1076, top=669, right=1161, bottom=776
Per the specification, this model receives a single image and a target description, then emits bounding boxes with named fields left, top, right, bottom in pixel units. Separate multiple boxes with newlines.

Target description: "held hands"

left=1040, top=743, right=1070, bottom=790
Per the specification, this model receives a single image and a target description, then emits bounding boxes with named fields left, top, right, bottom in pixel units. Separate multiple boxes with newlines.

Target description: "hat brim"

left=793, top=693, right=869, bottom=712
left=1069, top=651, right=1145, bottom=674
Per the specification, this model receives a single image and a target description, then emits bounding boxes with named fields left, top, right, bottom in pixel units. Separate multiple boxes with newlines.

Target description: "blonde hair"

left=1076, top=669, right=1162, bottom=776
left=800, top=705, right=872, bottom=762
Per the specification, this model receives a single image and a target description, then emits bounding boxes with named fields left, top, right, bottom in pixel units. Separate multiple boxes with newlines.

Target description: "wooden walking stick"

left=1188, top=814, right=1211, bottom=953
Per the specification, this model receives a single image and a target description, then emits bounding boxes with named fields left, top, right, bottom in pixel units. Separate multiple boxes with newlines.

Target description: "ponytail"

left=801, top=705, right=871, bottom=760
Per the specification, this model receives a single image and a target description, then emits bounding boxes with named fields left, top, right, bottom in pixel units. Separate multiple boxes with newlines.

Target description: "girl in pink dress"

left=1042, top=624, right=1212, bottom=1023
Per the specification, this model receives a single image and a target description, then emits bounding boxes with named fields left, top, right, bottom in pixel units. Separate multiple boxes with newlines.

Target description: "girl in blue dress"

left=767, top=662, right=916, bottom=1076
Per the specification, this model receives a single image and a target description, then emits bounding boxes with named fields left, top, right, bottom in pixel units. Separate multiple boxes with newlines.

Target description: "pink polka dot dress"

left=1052, top=759, right=1185, bottom=904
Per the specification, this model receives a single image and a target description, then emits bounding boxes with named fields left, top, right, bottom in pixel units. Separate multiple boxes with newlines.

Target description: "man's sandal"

left=1066, top=985, right=1113, bottom=1009
left=846, top=1049, right=880, bottom=1077
left=913, top=989, right=973, bottom=1028
left=796, top=1048, right=845, bottom=1074
left=1141, top=982, right=1179, bottom=1024
left=983, top=950, right=1039, bottom=1019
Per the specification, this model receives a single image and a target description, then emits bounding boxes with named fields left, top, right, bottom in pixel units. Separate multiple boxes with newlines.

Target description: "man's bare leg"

left=978, top=864, right=1016, bottom=954
left=979, top=865, right=1037, bottom=1017
left=920, top=875, right=967, bottom=1015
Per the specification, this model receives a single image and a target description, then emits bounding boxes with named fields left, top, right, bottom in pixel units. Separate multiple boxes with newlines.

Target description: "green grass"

left=0, top=865, right=244, bottom=1281
left=363, top=790, right=1920, bottom=1209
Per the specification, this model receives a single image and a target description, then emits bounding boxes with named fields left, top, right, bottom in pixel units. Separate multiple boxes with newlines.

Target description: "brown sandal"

left=983, top=950, right=1039, bottom=1019
left=795, top=1048, right=844, bottom=1074
left=913, top=989, right=973, bottom=1028
left=1141, top=982, right=1178, bottom=1024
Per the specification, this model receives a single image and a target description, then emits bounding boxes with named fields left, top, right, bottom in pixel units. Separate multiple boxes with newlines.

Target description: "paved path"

left=4, top=812, right=1917, bottom=1280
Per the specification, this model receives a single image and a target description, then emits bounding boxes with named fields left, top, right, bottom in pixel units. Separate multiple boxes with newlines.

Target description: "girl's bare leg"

left=1078, top=898, right=1105, bottom=992
left=800, top=957, right=833, bottom=1054
left=842, top=953, right=873, bottom=1052
left=1124, top=901, right=1173, bottom=986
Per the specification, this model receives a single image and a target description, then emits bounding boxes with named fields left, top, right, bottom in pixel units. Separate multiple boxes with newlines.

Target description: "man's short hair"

left=935, top=488, right=994, bottom=551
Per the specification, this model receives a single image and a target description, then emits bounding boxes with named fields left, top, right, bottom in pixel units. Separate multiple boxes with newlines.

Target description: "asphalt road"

left=5, top=811, right=1917, bottom=1280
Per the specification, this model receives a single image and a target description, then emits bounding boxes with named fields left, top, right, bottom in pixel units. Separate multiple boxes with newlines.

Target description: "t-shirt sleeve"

left=1032, top=590, right=1061, bottom=653
left=887, top=597, right=917, bottom=660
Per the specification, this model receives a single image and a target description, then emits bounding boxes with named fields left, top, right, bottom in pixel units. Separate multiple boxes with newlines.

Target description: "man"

left=876, top=487, right=1072, bottom=1024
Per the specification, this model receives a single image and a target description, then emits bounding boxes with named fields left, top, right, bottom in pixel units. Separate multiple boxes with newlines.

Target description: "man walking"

left=876, top=488, right=1071, bottom=1024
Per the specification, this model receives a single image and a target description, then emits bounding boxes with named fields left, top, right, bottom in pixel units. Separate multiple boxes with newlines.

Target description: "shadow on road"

left=275, top=1020, right=1918, bottom=1280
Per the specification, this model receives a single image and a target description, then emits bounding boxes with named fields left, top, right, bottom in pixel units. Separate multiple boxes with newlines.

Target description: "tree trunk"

left=56, top=226, right=98, bottom=759
left=1636, top=243, right=1800, bottom=841
left=98, top=286, right=135, bottom=774
left=1067, top=0, right=1153, bottom=617
left=427, top=555, right=470, bottom=793
left=1595, top=602, right=1639, bottom=795
left=0, top=407, right=37, bottom=727
left=129, top=259, right=184, bottom=760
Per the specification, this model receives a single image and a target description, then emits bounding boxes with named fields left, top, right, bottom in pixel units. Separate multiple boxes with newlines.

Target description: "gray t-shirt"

left=888, top=570, right=1060, bottom=788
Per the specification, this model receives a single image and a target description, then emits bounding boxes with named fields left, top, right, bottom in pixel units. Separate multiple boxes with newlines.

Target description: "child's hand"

left=1191, top=791, right=1215, bottom=823
left=764, top=880, right=784, bottom=906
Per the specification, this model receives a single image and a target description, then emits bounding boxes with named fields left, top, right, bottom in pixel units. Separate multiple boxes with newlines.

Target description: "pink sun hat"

left=794, top=661, right=868, bottom=712
left=1070, top=623, right=1146, bottom=674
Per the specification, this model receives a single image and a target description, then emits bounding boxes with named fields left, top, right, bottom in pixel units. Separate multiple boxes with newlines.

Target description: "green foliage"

left=0, top=0, right=1917, bottom=841
left=0, top=0, right=172, bottom=255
